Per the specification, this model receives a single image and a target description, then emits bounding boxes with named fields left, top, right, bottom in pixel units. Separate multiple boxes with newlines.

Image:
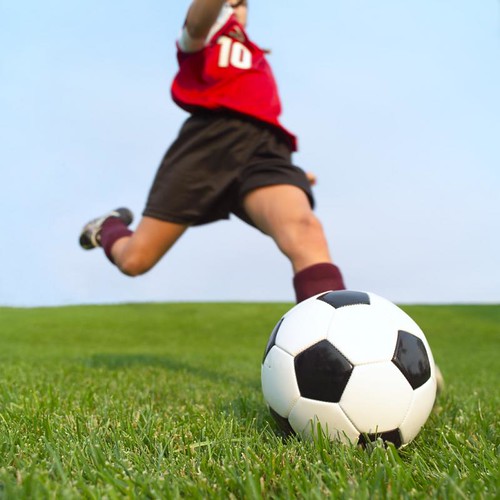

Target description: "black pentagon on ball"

left=318, top=290, right=371, bottom=309
left=268, top=407, right=296, bottom=437
left=294, top=340, right=353, bottom=403
left=262, top=317, right=284, bottom=363
left=392, top=330, right=431, bottom=389
left=358, top=429, right=403, bottom=448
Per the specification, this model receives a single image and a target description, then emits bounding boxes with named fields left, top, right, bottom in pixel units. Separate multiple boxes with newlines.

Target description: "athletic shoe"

left=79, top=207, right=133, bottom=250
left=435, top=364, right=445, bottom=396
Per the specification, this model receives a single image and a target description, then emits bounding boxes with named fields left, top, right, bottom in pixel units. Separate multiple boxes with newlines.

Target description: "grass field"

left=0, top=302, right=498, bottom=498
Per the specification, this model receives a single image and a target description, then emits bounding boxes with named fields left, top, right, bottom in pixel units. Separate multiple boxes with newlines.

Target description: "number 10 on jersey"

left=217, top=36, right=252, bottom=70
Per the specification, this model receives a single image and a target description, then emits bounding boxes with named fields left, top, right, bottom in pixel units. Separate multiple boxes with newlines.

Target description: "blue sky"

left=1, top=0, right=499, bottom=306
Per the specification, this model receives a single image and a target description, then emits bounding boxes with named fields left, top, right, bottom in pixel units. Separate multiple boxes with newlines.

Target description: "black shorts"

left=143, top=112, right=314, bottom=227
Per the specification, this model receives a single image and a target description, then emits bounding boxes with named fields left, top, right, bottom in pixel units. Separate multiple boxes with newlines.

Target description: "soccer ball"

left=261, top=290, right=437, bottom=447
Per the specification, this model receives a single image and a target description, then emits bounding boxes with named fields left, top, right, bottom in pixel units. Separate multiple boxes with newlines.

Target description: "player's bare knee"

left=278, top=213, right=325, bottom=254
left=117, top=255, right=152, bottom=277
left=293, top=213, right=324, bottom=241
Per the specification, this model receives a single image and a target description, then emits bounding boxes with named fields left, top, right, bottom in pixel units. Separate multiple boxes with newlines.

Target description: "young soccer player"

left=79, top=0, right=346, bottom=302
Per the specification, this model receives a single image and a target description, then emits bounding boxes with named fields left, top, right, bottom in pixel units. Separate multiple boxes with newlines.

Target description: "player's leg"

left=242, top=184, right=345, bottom=301
left=243, top=185, right=329, bottom=272
left=80, top=209, right=187, bottom=276
left=107, top=216, right=187, bottom=276
left=79, top=115, right=245, bottom=277
left=434, top=364, right=445, bottom=396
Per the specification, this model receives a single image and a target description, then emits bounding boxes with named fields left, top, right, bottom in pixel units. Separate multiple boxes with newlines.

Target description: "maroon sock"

left=293, top=263, right=346, bottom=303
left=100, top=217, right=133, bottom=263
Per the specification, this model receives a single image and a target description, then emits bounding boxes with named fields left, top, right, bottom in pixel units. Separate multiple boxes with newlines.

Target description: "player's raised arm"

left=184, top=0, right=227, bottom=41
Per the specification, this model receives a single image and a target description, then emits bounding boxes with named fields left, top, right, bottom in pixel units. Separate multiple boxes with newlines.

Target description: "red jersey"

left=171, top=9, right=297, bottom=151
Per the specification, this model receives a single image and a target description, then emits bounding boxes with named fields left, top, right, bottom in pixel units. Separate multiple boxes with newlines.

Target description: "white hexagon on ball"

left=399, top=377, right=437, bottom=443
left=275, top=296, right=335, bottom=356
left=326, top=301, right=399, bottom=365
left=339, top=361, right=414, bottom=433
left=288, top=398, right=359, bottom=444
left=261, top=345, right=300, bottom=418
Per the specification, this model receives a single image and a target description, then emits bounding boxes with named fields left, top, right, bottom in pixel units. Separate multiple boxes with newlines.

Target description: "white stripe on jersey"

left=178, top=3, right=233, bottom=53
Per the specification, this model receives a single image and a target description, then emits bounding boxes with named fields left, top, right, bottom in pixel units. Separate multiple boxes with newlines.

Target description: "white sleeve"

left=178, top=3, right=233, bottom=53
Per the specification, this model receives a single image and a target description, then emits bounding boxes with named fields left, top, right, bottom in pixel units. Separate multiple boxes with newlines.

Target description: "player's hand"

left=306, top=172, right=317, bottom=186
